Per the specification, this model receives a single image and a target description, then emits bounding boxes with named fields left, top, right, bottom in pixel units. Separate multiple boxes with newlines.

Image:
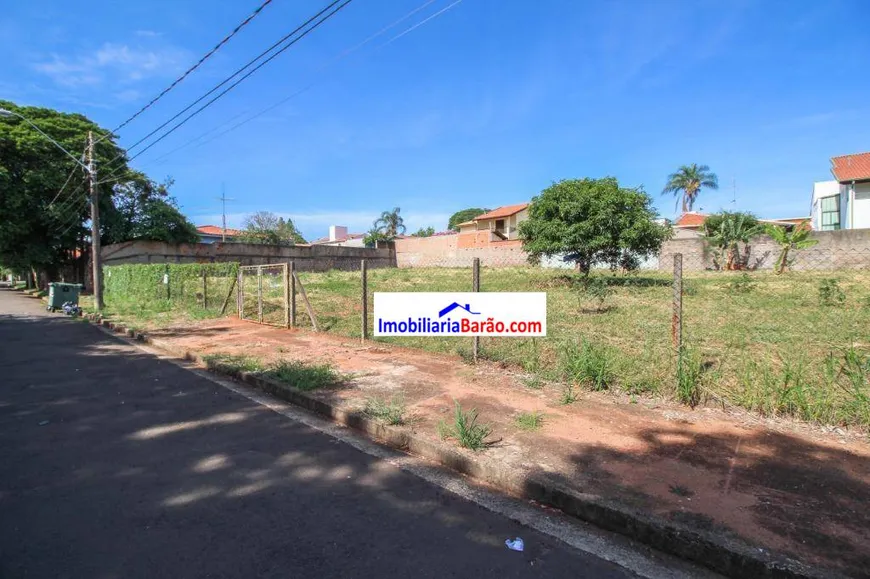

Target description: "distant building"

left=196, top=225, right=243, bottom=244
left=811, top=152, right=870, bottom=230
left=311, top=225, right=367, bottom=247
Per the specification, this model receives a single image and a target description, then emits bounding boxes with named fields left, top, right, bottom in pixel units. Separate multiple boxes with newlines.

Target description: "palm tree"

left=662, top=164, right=719, bottom=213
left=764, top=222, right=818, bottom=274
left=373, top=207, right=406, bottom=238
left=704, top=212, right=762, bottom=270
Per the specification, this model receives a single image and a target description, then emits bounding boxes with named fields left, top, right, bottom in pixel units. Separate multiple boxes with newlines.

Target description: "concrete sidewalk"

left=128, top=313, right=870, bottom=577
left=0, top=288, right=671, bottom=579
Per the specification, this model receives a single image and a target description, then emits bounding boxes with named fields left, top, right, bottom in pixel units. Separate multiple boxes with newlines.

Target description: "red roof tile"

left=831, top=152, right=870, bottom=182
left=475, top=203, right=529, bottom=221
left=197, top=225, right=243, bottom=237
left=675, top=212, right=708, bottom=227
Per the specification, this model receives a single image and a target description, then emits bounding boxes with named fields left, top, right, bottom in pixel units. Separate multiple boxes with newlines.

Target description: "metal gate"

left=238, top=263, right=289, bottom=327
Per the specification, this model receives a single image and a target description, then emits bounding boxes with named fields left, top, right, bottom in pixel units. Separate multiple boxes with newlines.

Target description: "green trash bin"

left=47, top=282, right=83, bottom=312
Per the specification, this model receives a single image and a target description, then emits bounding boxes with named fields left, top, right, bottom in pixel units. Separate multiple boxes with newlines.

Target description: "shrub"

left=515, top=411, right=544, bottom=431
left=582, top=276, right=613, bottom=311
left=818, top=279, right=846, bottom=306
left=438, top=401, right=492, bottom=450
left=364, top=395, right=406, bottom=425
left=728, top=272, right=756, bottom=294
left=560, top=339, right=615, bottom=391
left=676, top=345, right=703, bottom=408
left=203, top=353, right=263, bottom=374
left=267, top=360, right=341, bottom=391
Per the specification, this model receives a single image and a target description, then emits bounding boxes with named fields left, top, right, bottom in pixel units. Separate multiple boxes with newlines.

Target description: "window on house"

left=820, top=195, right=840, bottom=231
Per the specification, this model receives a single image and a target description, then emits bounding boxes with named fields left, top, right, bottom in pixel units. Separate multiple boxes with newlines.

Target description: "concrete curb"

left=87, top=315, right=839, bottom=579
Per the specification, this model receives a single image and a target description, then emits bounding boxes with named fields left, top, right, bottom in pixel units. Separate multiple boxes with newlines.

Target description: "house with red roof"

left=812, top=152, right=870, bottom=230
left=455, top=203, right=529, bottom=248
left=196, top=225, right=243, bottom=243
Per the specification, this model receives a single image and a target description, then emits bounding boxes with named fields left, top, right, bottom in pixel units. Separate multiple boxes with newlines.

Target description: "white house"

left=811, top=152, right=870, bottom=230
left=311, top=225, right=367, bottom=247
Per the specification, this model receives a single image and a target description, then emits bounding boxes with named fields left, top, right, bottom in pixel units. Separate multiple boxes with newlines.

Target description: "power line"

left=52, top=181, right=88, bottom=215
left=138, top=0, right=462, bottom=170
left=47, top=148, right=87, bottom=207
left=127, top=0, right=355, bottom=163
left=53, top=195, right=90, bottom=234
left=107, top=0, right=275, bottom=137
left=98, top=0, right=349, bottom=181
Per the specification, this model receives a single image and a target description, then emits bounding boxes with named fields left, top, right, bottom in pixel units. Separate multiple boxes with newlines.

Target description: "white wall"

left=854, top=183, right=870, bottom=229
left=812, top=180, right=847, bottom=230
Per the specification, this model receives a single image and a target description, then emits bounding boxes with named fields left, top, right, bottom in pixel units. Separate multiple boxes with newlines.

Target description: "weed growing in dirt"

left=267, top=360, right=341, bottom=391
left=522, top=375, right=543, bottom=389
left=669, top=484, right=693, bottom=497
left=363, top=395, right=406, bottom=425
left=203, top=353, right=264, bottom=374
left=818, top=279, right=846, bottom=306
left=559, top=382, right=579, bottom=405
left=438, top=401, right=492, bottom=450
left=515, top=411, right=544, bottom=431
left=728, top=273, right=756, bottom=294
left=560, top=339, right=615, bottom=391
left=676, top=345, right=703, bottom=408
left=580, top=276, right=613, bottom=311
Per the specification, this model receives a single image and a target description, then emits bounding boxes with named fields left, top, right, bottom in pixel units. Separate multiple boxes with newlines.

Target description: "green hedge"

left=104, top=262, right=239, bottom=315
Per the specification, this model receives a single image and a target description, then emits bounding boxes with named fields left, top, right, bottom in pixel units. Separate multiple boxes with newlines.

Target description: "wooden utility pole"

left=361, top=259, right=368, bottom=342
left=87, top=131, right=103, bottom=311
left=472, top=258, right=480, bottom=362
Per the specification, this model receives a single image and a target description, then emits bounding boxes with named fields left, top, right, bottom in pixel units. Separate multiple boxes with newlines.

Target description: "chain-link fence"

left=239, top=264, right=289, bottom=327
left=282, top=254, right=870, bottom=429
left=103, top=263, right=239, bottom=317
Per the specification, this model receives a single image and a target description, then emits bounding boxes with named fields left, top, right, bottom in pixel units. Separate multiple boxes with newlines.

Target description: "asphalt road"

left=0, top=289, right=670, bottom=579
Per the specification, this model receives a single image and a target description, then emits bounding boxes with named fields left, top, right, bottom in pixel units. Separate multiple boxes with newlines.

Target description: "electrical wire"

left=47, top=149, right=86, bottom=207
left=98, top=0, right=348, bottom=180
left=106, top=0, right=275, bottom=138
left=143, top=0, right=443, bottom=166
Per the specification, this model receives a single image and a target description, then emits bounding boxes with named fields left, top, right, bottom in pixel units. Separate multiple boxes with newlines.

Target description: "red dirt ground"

left=146, top=315, right=870, bottom=575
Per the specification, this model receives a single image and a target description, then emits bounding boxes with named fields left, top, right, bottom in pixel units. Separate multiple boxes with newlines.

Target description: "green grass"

left=515, top=411, right=544, bottom=431
left=103, top=264, right=870, bottom=430
left=202, top=353, right=264, bottom=374
left=267, top=360, right=342, bottom=391
left=290, top=267, right=870, bottom=429
left=438, top=400, right=493, bottom=450
left=363, top=395, right=406, bottom=425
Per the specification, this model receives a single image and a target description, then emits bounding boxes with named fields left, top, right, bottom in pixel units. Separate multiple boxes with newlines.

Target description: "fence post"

left=237, top=270, right=243, bottom=319
left=257, top=266, right=263, bottom=323
left=361, top=259, right=368, bottom=342
left=472, top=257, right=480, bottom=363
left=283, top=263, right=290, bottom=328
left=201, top=270, right=207, bottom=309
left=290, top=261, right=297, bottom=327
left=672, top=253, right=683, bottom=353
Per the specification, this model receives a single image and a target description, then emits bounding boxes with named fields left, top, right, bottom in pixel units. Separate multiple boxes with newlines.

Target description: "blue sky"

left=3, top=0, right=869, bottom=241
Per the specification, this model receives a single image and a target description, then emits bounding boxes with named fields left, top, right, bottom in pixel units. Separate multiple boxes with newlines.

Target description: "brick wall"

left=658, top=229, right=870, bottom=271
left=395, top=234, right=528, bottom=267
left=101, top=240, right=396, bottom=272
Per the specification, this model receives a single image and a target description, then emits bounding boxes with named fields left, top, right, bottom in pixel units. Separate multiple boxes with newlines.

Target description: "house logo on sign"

left=438, top=302, right=480, bottom=317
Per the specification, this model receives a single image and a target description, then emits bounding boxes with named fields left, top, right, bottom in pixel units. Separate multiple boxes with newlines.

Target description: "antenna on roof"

left=732, top=177, right=737, bottom=207
left=218, top=183, right=235, bottom=242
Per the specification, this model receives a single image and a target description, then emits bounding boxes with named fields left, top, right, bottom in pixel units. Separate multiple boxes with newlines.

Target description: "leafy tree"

left=519, top=178, right=671, bottom=275
left=411, top=226, right=435, bottom=237
left=373, top=207, right=406, bottom=238
left=765, top=222, right=818, bottom=274
left=103, top=174, right=199, bottom=245
left=447, top=208, right=489, bottom=231
left=239, top=211, right=305, bottom=245
left=702, top=211, right=762, bottom=270
left=662, top=164, right=718, bottom=213
left=363, top=227, right=389, bottom=248
left=0, top=100, right=129, bottom=281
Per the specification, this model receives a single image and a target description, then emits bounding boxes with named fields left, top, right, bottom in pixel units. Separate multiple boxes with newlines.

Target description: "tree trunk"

left=777, top=246, right=790, bottom=275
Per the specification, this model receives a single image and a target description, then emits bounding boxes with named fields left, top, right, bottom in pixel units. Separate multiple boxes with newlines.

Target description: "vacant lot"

left=98, top=266, right=870, bottom=430
left=289, top=267, right=870, bottom=429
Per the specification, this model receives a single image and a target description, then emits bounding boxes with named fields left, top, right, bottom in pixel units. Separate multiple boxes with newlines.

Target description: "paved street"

left=0, top=288, right=687, bottom=578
